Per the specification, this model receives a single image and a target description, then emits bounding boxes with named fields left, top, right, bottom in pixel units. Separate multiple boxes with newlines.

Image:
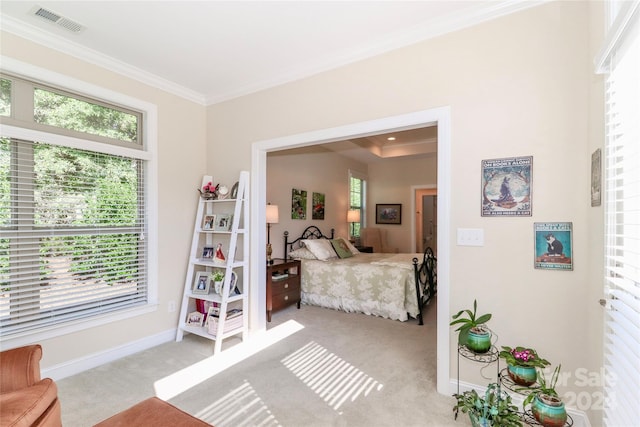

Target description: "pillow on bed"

left=330, top=239, right=354, bottom=259
left=337, top=237, right=360, bottom=255
left=288, top=247, right=317, bottom=260
left=302, top=239, right=338, bottom=261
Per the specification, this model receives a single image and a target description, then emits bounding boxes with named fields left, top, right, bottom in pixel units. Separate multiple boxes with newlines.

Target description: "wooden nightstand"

left=266, top=259, right=302, bottom=322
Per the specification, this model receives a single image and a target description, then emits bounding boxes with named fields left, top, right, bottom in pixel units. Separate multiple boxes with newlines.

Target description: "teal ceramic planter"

left=466, top=329, right=491, bottom=353
left=507, top=364, right=537, bottom=386
left=532, top=395, right=567, bottom=427
left=469, top=413, right=491, bottom=427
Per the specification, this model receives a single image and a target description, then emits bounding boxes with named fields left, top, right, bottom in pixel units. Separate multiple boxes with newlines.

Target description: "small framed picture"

left=376, top=204, right=402, bottom=224
left=192, top=271, right=211, bottom=294
left=202, top=246, right=214, bottom=259
left=186, top=311, right=204, bottom=327
left=205, top=305, right=219, bottom=327
left=534, top=222, right=573, bottom=271
left=214, top=214, right=233, bottom=231
left=202, top=215, right=216, bottom=230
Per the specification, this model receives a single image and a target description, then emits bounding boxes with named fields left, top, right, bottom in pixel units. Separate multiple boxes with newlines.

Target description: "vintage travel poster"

left=481, top=156, right=532, bottom=217
left=534, top=222, right=573, bottom=270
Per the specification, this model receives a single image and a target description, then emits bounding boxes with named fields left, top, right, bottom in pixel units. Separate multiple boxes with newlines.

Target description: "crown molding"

left=2, top=1, right=547, bottom=106
left=1, top=15, right=207, bottom=105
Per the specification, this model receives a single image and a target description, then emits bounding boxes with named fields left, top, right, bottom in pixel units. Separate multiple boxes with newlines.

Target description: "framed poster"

left=534, top=222, right=573, bottom=270
left=591, top=148, right=602, bottom=207
left=481, top=156, right=532, bottom=217
left=312, top=192, right=325, bottom=220
left=376, top=204, right=401, bottom=224
left=291, top=188, right=307, bottom=220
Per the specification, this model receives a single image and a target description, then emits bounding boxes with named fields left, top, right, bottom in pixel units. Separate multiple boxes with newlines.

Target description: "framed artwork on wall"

left=481, top=156, right=532, bottom=217
left=534, top=222, right=573, bottom=271
left=291, top=188, right=307, bottom=219
left=376, top=204, right=401, bottom=224
left=312, top=192, right=325, bottom=220
left=591, top=148, right=602, bottom=207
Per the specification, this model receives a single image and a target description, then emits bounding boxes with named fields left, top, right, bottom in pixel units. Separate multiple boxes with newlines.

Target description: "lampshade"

left=266, top=204, right=279, bottom=224
left=347, top=209, right=361, bottom=223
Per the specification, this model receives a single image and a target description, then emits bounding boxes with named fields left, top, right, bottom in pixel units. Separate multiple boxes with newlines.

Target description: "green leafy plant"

left=522, top=365, right=563, bottom=409
left=499, top=346, right=550, bottom=368
left=450, top=299, right=492, bottom=343
left=209, top=270, right=224, bottom=282
left=453, top=384, right=522, bottom=427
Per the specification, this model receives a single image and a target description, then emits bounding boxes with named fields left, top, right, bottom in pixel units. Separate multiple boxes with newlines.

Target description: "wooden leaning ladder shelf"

left=176, top=171, right=249, bottom=354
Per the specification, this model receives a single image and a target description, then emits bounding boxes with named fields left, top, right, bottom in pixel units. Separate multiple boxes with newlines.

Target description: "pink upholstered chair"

left=0, top=344, right=62, bottom=427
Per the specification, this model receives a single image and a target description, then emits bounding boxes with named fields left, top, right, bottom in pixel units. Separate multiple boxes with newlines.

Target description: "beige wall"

left=266, top=149, right=367, bottom=259
left=1, top=0, right=607, bottom=424
left=208, top=1, right=604, bottom=423
left=1, top=33, right=207, bottom=368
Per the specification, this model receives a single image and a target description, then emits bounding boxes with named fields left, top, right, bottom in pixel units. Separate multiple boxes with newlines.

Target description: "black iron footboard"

left=412, top=247, right=437, bottom=325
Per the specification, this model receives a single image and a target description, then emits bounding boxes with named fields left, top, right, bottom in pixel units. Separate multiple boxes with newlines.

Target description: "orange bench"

left=94, top=397, right=211, bottom=426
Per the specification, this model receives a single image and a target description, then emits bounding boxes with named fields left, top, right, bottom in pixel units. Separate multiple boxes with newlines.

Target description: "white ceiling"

left=0, top=1, right=542, bottom=105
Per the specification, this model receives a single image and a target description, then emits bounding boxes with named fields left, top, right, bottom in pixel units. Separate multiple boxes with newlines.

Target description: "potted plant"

left=522, top=365, right=567, bottom=427
left=499, top=346, right=550, bottom=386
left=209, top=270, right=225, bottom=294
left=450, top=299, right=492, bottom=353
left=453, top=383, right=522, bottom=427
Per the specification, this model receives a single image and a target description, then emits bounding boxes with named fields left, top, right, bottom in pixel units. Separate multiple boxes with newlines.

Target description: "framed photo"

left=214, top=214, right=232, bottom=231
left=202, top=215, right=216, bottom=230
left=481, top=156, right=532, bottom=217
left=201, top=246, right=214, bottom=259
left=205, top=305, right=219, bottom=327
left=376, top=204, right=402, bottom=224
left=534, top=222, right=573, bottom=271
left=291, top=188, right=307, bottom=220
left=192, top=271, right=211, bottom=294
left=312, top=192, right=325, bottom=220
left=591, top=148, right=602, bottom=207
left=230, top=181, right=239, bottom=199
left=186, top=311, right=204, bottom=327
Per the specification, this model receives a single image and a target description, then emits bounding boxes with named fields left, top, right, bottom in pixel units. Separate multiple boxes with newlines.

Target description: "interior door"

left=422, top=195, right=437, bottom=255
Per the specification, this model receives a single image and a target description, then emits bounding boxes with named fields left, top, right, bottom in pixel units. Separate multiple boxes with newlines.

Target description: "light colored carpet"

left=57, top=300, right=463, bottom=426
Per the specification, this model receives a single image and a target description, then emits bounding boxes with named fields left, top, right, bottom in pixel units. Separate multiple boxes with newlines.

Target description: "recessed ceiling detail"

left=32, top=6, right=84, bottom=33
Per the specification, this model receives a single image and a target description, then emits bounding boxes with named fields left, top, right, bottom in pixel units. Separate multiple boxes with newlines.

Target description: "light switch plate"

left=457, top=228, right=484, bottom=246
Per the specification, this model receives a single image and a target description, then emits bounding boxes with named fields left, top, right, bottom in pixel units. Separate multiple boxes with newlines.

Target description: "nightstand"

left=266, top=258, right=302, bottom=322
left=356, top=246, right=373, bottom=253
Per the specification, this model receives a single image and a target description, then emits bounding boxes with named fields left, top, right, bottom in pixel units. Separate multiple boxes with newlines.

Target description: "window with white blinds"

left=597, top=1, right=640, bottom=426
left=0, top=74, right=149, bottom=339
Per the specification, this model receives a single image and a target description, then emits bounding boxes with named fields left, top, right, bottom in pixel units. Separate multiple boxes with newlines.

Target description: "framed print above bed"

left=376, top=204, right=401, bottom=224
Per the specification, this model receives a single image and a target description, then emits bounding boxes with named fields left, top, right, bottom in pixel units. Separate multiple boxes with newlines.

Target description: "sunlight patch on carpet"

left=194, top=380, right=281, bottom=427
left=281, top=341, right=383, bottom=413
left=155, top=320, right=304, bottom=400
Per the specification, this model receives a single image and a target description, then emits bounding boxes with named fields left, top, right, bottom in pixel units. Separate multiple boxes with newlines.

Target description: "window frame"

left=349, top=169, right=367, bottom=238
left=0, top=58, right=158, bottom=347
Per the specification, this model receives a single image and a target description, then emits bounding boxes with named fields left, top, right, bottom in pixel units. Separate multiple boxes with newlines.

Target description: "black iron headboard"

left=284, top=226, right=335, bottom=260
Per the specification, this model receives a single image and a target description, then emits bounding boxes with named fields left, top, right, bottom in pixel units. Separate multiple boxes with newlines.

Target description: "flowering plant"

left=499, top=346, right=550, bottom=368
left=198, top=181, right=219, bottom=199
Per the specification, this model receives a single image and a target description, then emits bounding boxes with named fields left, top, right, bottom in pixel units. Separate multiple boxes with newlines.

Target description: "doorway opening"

left=251, top=107, right=451, bottom=395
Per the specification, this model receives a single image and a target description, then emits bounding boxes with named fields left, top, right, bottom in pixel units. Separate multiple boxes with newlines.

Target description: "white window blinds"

left=597, top=1, right=640, bottom=425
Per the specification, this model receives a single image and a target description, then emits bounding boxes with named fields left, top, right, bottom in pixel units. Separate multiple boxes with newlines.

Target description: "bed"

left=283, top=226, right=436, bottom=324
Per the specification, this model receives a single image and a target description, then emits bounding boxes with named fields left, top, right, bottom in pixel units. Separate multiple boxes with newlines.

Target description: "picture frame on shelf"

left=214, top=214, right=233, bottom=231
left=201, top=246, right=214, bottom=260
left=186, top=311, right=204, bottom=326
left=192, top=271, right=211, bottom=294
left=205, top=305, right=220, bottom=327
left=230, top=181, right=239, bottom=199
left=376, top=204, right=402, bottom=224
left=202, top=215, right=216, bottom=230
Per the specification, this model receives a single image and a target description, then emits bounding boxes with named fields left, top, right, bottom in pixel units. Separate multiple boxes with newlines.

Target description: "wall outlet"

left=168, top=300, right=176, bottom=313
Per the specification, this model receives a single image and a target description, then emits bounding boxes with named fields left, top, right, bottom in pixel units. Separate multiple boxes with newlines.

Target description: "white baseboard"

left=43, top=328, right=177, bottom=381
left=449, top=379, right=592, bottom=427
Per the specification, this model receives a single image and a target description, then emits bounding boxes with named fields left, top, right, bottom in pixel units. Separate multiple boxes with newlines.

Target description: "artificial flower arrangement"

left=198, top=181, right=220, bottom=199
